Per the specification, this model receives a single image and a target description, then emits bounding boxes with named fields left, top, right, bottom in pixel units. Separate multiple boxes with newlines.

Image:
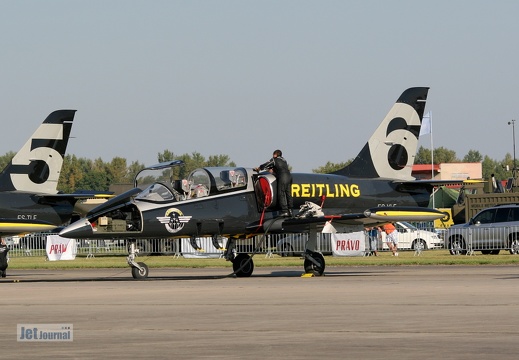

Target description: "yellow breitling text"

left=292, top=183, right=361, bottom=198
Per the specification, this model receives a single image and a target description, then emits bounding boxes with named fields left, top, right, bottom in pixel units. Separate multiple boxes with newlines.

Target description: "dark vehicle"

left=451, top=177, right=519, bottom=225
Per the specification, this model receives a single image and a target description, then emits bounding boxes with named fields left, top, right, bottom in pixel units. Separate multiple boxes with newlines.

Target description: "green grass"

left=7, top=250, right=519, bottom=269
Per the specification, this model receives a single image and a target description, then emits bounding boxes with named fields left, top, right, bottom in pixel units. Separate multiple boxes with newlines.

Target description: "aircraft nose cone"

left=59, top=220, right=94, bottom=238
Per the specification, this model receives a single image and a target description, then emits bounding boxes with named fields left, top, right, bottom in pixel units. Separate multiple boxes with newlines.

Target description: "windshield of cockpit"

left=135, top=182, right=175, bottom=202
left=135, top=166, right=175, bottom=190
left=134, top=162, right=183, bottom=202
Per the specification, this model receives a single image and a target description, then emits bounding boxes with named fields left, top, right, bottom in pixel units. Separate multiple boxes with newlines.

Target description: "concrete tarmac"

left=2, top=265, right=519, bottom=359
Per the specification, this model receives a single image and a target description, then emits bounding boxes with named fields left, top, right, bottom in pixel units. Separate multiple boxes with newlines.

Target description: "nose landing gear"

left=127, top=239, right=149, bottom=280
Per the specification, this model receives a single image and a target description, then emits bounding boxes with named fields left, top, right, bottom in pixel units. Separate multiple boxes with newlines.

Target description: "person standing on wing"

left=254, top=149, right=293, bottom=217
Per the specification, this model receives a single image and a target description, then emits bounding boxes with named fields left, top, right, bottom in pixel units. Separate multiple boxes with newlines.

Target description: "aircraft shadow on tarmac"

left=1, top=268, right=387, bottom=283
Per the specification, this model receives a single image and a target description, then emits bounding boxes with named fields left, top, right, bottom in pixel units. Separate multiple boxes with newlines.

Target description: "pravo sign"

left=331, top=232, right=365, bottom=257
left=46, top=235, right=77, bottom=261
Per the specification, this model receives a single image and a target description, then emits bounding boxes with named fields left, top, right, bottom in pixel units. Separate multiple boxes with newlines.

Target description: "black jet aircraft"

left=60, top=87, right=446, bottom=279
left=0, top=110, right=109, bottom=236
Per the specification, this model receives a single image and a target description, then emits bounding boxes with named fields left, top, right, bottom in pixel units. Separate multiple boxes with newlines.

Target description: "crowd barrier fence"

left=5, top=225, right=446, bottom=258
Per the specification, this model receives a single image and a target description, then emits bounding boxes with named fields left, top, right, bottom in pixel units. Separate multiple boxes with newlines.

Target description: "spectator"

left=382, top=223, right=399, bottom=256
left=365, top=226, right=379, bottom=256
left=0, top=237, right=9, bottom=278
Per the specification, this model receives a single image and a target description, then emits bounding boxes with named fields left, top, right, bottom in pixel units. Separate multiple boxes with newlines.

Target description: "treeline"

left=312, top=147, right=517, bottom=181
left=0, top=150, right=236, bottom=193
left=0, top=147, right=514, bottom=192
left=414, top=146, right=515, bottom=181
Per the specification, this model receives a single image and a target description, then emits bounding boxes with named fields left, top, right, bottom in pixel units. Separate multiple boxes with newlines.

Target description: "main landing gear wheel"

left=232, top=253, right=254, bottom=277
left=303, top=252, right=325, bottom=276
left=131, top=262, right=149, bottom=280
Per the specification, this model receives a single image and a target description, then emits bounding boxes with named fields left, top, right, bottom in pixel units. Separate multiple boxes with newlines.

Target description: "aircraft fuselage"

left=0, top=192, right=75, bottom=234
left=61, top=167, right=432, bottom=240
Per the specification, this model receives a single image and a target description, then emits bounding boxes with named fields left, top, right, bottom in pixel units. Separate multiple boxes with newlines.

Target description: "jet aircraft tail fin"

left=333, top=87, right=429, bottom=180
left=0, top=110, right=76, bottom=193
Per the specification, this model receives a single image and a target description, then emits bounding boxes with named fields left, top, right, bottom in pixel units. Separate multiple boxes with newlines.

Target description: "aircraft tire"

left=232, top=253, right=254, bottom=277
left=303, top=252, right=325, bottom=276
left=131, top=262, right=149, bottom=280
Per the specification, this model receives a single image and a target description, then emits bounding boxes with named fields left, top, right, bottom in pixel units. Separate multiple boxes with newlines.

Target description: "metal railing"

left=3, top=223, right=443, bottom=258
left=8, top=224, right=519, bottom=257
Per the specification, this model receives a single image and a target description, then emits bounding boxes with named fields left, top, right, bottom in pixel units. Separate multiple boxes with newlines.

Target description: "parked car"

left=379, top=221, right=443, bottom=251
left=445, top=204, right=519, bottom=255
left=276, top=221, right=442, bottom=256
left=3, top=236, right=20, bottom=248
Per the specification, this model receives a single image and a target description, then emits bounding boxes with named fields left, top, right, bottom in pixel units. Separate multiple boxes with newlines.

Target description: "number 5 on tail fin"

left=0, top=110, right=76, bottom=193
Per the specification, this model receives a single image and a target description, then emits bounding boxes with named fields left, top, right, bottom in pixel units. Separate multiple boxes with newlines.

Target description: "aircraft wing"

left=37, top=191, right=114, bottom=199
left=34, top=191, right=115, bottom=217
left=399, top=179, right=465, bottom=187
left=34, top=191, right=114, bottom=206
left=247, top=206, right=447, bottom=233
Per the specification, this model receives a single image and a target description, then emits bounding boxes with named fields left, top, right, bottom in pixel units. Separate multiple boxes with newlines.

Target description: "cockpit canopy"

left=133, top=161, right=248, bottom=203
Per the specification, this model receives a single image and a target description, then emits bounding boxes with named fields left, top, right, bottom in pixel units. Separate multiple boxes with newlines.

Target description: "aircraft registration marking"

left=292, top=183, right=360, bottom=198
left=17, top=214, right=38, bottom=220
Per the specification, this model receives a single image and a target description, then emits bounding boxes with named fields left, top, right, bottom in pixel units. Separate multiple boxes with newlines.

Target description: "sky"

left=1, top=0, right=519, bottom=173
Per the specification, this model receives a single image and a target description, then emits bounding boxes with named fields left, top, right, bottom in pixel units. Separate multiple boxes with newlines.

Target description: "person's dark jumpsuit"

left=0, top=242, right=9, bottom=278
left=256, top=151, right=293, bottom=217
